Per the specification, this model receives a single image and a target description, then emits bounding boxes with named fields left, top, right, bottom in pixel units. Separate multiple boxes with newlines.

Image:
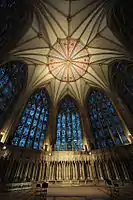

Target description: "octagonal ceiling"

left=9, top=0, right=128, bottom=105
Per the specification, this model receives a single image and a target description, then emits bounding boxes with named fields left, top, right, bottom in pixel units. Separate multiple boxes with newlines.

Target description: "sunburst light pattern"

left=48, top=39, right=89, bottom=82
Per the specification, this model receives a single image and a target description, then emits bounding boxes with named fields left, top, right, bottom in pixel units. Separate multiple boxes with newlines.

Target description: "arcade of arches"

left=0, top=0, right=133, bottom=190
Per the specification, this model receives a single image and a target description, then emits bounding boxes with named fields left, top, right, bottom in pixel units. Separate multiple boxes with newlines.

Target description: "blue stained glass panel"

left=12, top=89, right=49, bottom=150
left=56, top=97, right=83, bottom=151
left=0, top=61, right=27, bottom=129
left=111, top=61, right=133, bottom=121
left=88, top=90, right=129, bottom=149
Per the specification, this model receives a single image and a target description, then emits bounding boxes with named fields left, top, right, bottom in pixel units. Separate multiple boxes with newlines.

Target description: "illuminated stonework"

left=48, top=39, right=89, bottom=82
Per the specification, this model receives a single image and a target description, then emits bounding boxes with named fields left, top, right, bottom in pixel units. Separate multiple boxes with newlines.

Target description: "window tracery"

left=88, top=90, right=129, bottom=149
left=111, top=60, right=133, bottom=115
left=0, top=61, right=27, bottom=128
left=12, top=89, right=50, bottom=150
left=56, top=97, right=83, bottom=151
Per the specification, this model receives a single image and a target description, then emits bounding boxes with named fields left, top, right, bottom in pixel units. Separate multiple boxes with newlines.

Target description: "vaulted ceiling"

left=9, top=0, right=128, bottom=105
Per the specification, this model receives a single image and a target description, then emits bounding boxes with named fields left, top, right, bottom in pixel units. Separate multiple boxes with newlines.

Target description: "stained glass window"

left=0, top=61, right=27, bottom=128
left=56, top=97, right=83, bottom=151
left=12, top=89, right=50, bottom=150
left=111, top=60, right=133, bottom=115
left=88, top=90, right=129, bottom=149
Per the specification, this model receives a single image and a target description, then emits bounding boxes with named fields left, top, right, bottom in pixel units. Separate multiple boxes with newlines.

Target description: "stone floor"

left=0, top=186, right=111, bottom=200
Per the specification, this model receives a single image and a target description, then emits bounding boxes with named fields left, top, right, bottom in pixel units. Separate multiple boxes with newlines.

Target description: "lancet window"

left=0, top=61, right=27, bottom=128
left=88, top=90, right=129, bottom=149
left=56, top=97, right=83, bottom=151
left=12, top=89, right=50, bottom=150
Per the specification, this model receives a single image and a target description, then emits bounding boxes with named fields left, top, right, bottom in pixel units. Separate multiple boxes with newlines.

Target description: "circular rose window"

left=48, top=39, right=89, bottom=82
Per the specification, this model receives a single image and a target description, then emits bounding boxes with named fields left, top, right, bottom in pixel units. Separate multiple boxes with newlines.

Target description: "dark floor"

left=0, top=186, right=111, bottom=200
left=0, top=185, right=133, bottom=200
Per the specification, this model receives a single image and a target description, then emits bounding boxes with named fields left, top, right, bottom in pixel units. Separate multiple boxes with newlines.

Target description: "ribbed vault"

left=8, top=0, right=129, bottom=105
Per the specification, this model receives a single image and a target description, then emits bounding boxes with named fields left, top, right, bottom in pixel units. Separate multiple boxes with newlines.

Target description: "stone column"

left=24, top=162, right=30, bottom=181
left=19, top=161, right=25, bottom=181
left=51, top=163, right=54, bottom=180
left=122, top=161, right=129, bottom=180
left=68, top=163, right=71, bottom=180
left=61, top=162, right=63, bottom=180
left=48, top=163, right=51, bottom=181
left=82, top=162, right=85, bottom=180
left=96, top=160, right=102, bottom=180
left=67, top=163, right=69, bottom=180
left=46, top=162, right=50, bottom=181
left=75, top=162, right=78, bottom=180
left=98, top=163, right=103, bottom=180
left=5, top=158, right=15, bottom=180
left=34, top=162, right=39, bottom=181
left=69, top=161, right=73, bottom=180
left=31, top=162, right=36, bottom=181
left=51, top=163, right=53, bottom=180
left=58, top=163, right=62, bottom=180
left=44, top=104, right=57, bottom=150
left=77, top=162, right=80, bottom=180
left=56, top=163, right=58, bottom=180
left=27, top=162, right=33, bottom=181
left=111, top=160, right=119, bottom=180
left=105, top=162, right=111, bottom=180
left=116, top=160, right=126, bottom=180
left=62, top=162, right=65, bottom=180
left=65, top=163, right=68, bottom=180
left=72, top=162, right=75, bottom=180
left=79, top=162, right=82, bottom=180
left=8, top=160, right=17, bottom=182
left=94, top=161, right=99, bottom=180
left=38, top=161, right=43, bottom=182
left=89, top=163, right=93, bottom=180
left=120, top=162, right=128, bottom=180
left=13, top=161, right=21, bottom=181
left=49, top=162, right=53, bottom=181
left=114, top=160, right=121, bottom=180
left=79, top=105, right=94, bottom=150
left=86, top=162, right=90, bottom=179
left=90, top=160, right=95, bottom=180
left=40, top=161, right=45, bottom=182
left=54, top=162, right=57, bottom=181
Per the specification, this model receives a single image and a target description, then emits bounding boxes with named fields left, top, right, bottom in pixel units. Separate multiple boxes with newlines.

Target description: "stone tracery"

left=0, top=0, right=133, bottom=188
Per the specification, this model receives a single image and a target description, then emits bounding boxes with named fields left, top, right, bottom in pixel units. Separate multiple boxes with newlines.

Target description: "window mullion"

left=66, top=110, right=68, bottom=151
left=17, top=108, right=31, bottom=146
left=60, top=113, right=62, bottom=151
left=94, top=98, right=105, bottom=148
left=33, top=104, right=42, bottom=150
left=88, top=90, right=127, bottom=150
left=71, top=110, right=73, bottom=151
left=38, top=107, right=45, bottom=150
left=75, top=112, right=78, bottom=150
left=103, top=99, right=120, bottom=145
left=25, top=102, right=37, bottom=148
left=101, top=105, right=115, bottom=146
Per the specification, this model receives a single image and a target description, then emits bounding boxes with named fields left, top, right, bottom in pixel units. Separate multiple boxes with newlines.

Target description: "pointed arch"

left=56, top=96, right=83, bottom=151
left=0, top=60, right=27, bottom=128
left=87, top=89, right=129, bottom=149
left=109, top=60, right=133, bottom=115
left=12, top=88, right=50, bottom=150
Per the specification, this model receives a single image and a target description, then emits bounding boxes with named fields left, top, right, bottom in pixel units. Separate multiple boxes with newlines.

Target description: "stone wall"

left=0, top=144, right=133, bottom=184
